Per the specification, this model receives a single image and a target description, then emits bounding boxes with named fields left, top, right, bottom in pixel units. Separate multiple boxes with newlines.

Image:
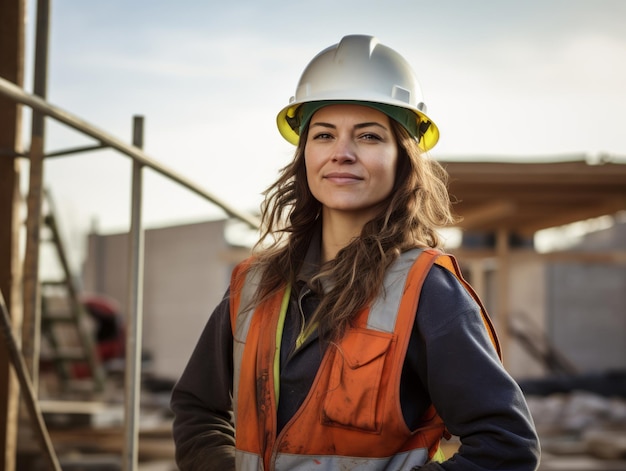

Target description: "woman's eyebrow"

left=310, top=122, right=388, bottom=130
left=310, top=122, right=336, bottom=129
left=354, top=122, right=388, bottom=131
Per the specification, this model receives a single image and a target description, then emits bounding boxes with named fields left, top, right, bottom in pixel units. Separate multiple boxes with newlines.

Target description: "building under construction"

left=2, top=1, right=626, bottom=470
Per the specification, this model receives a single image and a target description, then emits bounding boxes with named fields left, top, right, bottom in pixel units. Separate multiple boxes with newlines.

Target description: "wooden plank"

left=39, top=400, right=109, bottom=415
left=47, top=427, right=175, bottom=461
left=585, top=430, right=626, bottom=460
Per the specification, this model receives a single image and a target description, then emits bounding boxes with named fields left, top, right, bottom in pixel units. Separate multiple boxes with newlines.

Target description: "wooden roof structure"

left=438, top=157, right=626, bottom=368
left=440, top=158, right=626, bottom=237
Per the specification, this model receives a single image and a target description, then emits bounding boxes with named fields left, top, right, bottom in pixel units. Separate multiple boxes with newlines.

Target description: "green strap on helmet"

left=296, top=100, right=430, bottom=141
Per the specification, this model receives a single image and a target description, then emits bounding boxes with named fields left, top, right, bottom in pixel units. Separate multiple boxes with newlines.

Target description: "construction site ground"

left=13, top=381, right=626, bottom=470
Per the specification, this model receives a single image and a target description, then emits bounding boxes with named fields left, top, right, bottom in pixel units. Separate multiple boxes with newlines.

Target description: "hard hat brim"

left=276, top=100, right=439, bottom=152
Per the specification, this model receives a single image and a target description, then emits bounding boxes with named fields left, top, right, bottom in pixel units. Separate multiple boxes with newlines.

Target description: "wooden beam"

left=453, top=247, right=626, bottom=265
left=445, top=160, right=626, bottom=234
left=495, top=228, right=511, bottom=368
left=518, top=206, right=624, bottom=236
left=456, top=201, right=516, bottom=230
left=538, top=250, right=626, bottom=264
left=450, top=184, right=626, bottom=201
left=0, top=1, right=25, bottom=470
left=445, top=161, right=626, bottom=183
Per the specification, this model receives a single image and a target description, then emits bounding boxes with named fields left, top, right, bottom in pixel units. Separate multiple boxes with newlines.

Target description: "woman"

left=170, top=35, right=540, bottom=470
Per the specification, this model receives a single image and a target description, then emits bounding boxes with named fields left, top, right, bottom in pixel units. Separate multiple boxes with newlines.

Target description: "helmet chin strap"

left=285, top=110, right=301, bottom=134
left=418, top=120, right=431, bottom=141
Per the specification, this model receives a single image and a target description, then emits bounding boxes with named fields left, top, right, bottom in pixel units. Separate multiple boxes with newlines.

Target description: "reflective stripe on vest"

left=235, top=450, right=262, bottom=470
left=236, top=448, right=429, bottom=471
left=274, top=448, right=429, bottom=470
left=367, top=248, right=423, bottom=332
left=231, top=263, right=262, bottom=425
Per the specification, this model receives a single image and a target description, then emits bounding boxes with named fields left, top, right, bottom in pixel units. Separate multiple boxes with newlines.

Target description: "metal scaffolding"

left=0, top=3, right=259, bottom=468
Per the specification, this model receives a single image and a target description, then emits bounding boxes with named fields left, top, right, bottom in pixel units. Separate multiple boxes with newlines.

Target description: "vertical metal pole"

left=22, top=0, right=50, bottom=392
left=123, top=116, right=145, bottom=471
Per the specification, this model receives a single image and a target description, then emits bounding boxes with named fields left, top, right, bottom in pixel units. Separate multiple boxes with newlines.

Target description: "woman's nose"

left=332, top=136, right=356, bottom=163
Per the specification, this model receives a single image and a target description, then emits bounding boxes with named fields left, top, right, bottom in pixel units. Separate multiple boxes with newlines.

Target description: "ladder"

left=39, top=191, right=106, bottom=395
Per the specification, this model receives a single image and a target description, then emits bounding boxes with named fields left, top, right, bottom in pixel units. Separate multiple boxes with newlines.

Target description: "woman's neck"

left=320, top=209, right=370, bottom=263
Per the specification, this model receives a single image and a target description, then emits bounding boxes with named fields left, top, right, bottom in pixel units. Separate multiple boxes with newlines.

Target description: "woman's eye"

left=360, top=133, right=382, bottom=141
left=312, top=132, right=333, bottom=140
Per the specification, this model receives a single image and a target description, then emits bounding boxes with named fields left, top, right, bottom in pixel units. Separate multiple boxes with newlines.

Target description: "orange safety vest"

left=229, top=248, right=500, bottom=470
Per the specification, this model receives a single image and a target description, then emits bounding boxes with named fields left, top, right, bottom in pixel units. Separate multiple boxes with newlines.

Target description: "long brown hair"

left=249, top=119, right=458, bottom=340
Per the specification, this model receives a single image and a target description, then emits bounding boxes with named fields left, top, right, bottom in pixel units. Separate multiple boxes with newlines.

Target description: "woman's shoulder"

left=416, top=261, right=483, bottom=333
left=422, top=260, right=467, bottom=297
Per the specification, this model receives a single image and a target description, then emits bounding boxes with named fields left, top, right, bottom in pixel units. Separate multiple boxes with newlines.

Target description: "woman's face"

left=304, top=104, right=398, bottom=223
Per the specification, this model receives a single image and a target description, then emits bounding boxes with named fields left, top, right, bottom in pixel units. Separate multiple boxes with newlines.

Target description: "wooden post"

left=0, top=1, right=25, bottom=470
left=468, top=259, right=487, bottom=301
left=22, top=0, right=50, bottom=392
left=496, top=228, right=511, bottom=367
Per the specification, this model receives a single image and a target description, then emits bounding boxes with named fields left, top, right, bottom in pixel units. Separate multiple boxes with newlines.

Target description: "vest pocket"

left=322, top=328, right=393, bottom=432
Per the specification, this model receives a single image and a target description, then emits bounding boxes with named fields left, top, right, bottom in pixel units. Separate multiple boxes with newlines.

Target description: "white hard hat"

left=277, top=35, right=439, bottom=151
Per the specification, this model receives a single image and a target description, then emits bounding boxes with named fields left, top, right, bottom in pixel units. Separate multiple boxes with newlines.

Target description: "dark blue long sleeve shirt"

left=170, top=263, right=540, bottom=470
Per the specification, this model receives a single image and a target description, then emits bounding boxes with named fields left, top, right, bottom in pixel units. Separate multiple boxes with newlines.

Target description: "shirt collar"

left=296, top=224, right=335, bottom=294
left=297, top=225, right=322, bottom=284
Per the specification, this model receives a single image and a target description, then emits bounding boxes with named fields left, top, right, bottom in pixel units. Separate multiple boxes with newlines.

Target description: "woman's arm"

left=410, top=266, right=540, bottom=470
left=170, top=291, right=236, bottom=471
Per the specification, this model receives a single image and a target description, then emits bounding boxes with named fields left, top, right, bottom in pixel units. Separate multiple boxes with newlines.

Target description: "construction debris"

left=526, top=390, right=626, bottom=469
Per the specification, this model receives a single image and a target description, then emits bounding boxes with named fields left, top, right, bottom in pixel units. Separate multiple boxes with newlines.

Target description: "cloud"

left=25, top=0, right=626, bottom=238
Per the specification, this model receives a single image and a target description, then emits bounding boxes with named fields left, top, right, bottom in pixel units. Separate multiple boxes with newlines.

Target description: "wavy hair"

left=248, top=120, right=458, bottom=340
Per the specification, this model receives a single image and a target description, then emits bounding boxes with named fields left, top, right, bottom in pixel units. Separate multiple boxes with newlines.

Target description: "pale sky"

left=20, top=0, right=626, bottom=264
